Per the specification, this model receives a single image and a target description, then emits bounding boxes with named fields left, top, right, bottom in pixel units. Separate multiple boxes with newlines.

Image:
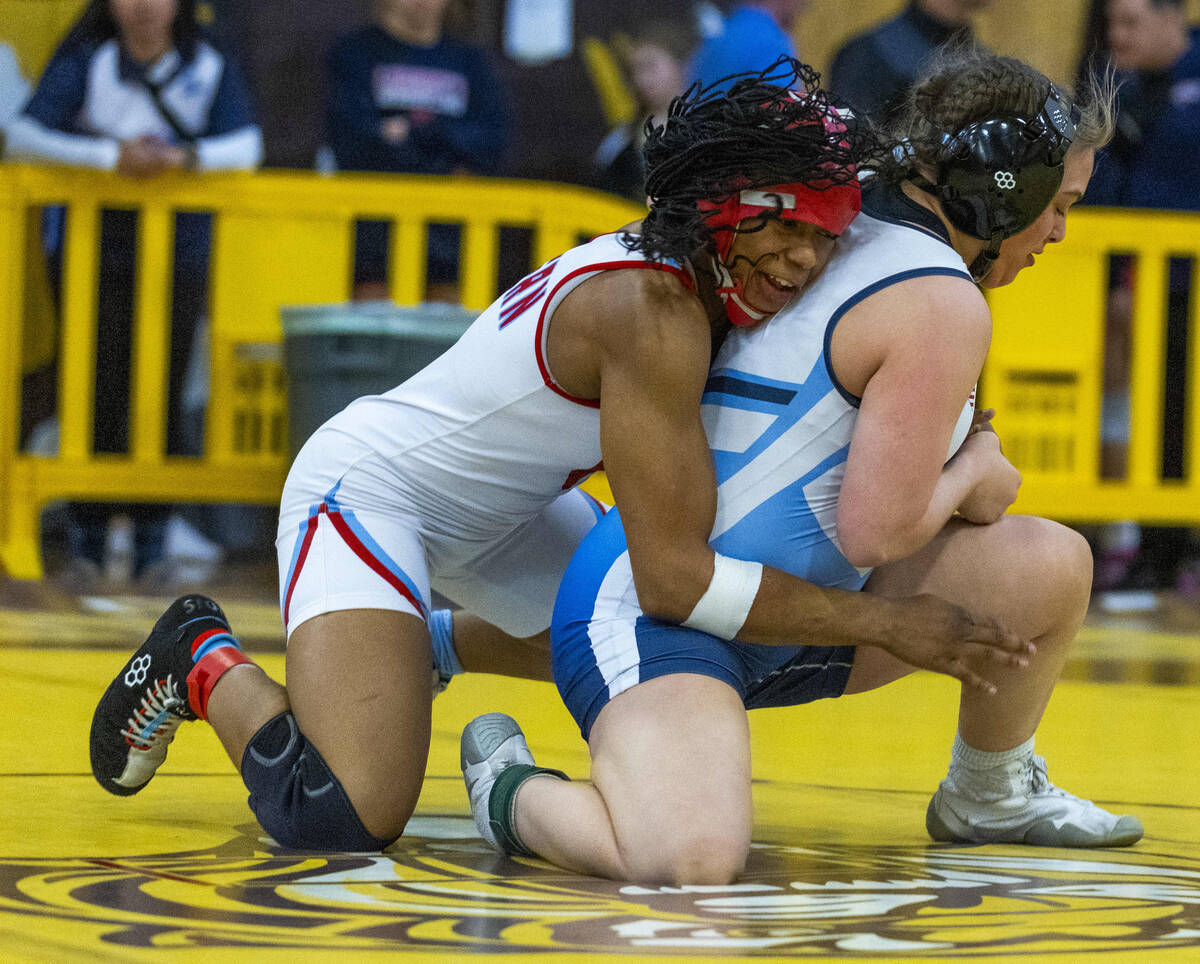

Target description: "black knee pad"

left=241, top=712, right=393, bottom=852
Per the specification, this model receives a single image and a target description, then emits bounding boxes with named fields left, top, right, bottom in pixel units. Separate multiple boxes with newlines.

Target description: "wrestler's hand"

left=969, top=406, right=996, bottom=434
left=956, top=430, right=1021, bottom=525
left=874, top=593, right=1035, bottom=695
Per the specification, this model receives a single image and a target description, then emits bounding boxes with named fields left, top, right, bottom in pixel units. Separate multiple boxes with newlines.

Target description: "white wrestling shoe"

left=460, top=712, right=566, bottom=855
left=927, top=753, right=1144, bottom=847
left=461, top=713, right=538, bottom=852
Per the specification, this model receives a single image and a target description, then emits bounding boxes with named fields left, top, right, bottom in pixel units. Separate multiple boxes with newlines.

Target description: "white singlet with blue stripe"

left=277, top=232, right=691, bottom=638
left=551, top=197, right=973, bottom=737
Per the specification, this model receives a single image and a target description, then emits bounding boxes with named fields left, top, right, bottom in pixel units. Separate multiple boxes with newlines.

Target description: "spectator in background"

left=327, top=0, right=508, bottom=303
left=205, top=0, right=373, bottom=169
left=592, top=20, right=696, bottom=203
left=1077, top=0, right=1200, bottom=594
left=829, top=0, right=991, bottom=124
left=5, top=0, right=262, bottom=589
left=1088, top=0, right=1200, bottom=208
left=500, top=0, right=700, bottom=189
left=687, top=0, right=807, bottom=90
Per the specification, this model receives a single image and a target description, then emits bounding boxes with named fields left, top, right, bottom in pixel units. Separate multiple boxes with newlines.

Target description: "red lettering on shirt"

left=499, top=257, right=560, bottom=329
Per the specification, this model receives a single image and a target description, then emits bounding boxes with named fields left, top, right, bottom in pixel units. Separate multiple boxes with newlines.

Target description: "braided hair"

left=877, top=45, right=1116, bottom=186
left=627, top=57, right=880, bottom=264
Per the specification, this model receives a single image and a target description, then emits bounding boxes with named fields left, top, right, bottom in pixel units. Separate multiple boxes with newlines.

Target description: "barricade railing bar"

left=984, top=206, right=1198, bottom=524
left=0, top=164, right=642, bottom=579
left=0, top=165, right=1196, bottom=580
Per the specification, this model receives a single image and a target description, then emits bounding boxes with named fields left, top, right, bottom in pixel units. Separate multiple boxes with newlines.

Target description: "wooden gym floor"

left=1, top=562, right=1198, bottom=963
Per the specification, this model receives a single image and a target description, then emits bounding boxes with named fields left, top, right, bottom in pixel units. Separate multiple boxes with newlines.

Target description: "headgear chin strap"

left=709, top=254, right=768, bottom=327
left=912, top=85, right=1079, bottom=281
left=909, top=171, right=1005, bottom=280
left=966, top=236, right=1005, bottom=282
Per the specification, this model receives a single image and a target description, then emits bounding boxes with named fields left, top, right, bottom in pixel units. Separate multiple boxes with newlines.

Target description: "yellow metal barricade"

left=985, top=207, right=1200, bottom=523
left=0, top=164, right=643, bottom=579
left=1, top=162, right=1198, bottom=580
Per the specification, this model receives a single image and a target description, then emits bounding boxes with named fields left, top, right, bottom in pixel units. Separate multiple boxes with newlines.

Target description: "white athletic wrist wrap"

left=682, top=553, right=763, bottom=640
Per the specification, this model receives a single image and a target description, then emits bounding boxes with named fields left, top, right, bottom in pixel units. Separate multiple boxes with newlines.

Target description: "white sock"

left=946, top=733, right=1036, bottom=801
left=952, top=733, right=1035, bottom=769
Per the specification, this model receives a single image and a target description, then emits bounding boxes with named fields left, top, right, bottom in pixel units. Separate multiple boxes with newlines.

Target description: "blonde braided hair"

left=876, top=45, right=1116, bottom=185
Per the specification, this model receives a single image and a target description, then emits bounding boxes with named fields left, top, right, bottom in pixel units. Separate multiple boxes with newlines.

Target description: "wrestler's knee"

left=241, top=712, right=404, bottom=851
left=988, top=517, right=1091, bottom=654
left=1018, top=515, right=1093, bottom=611
left=666, top=830, right=748, bottom=886
left=629, top=823, right=750, bottom=886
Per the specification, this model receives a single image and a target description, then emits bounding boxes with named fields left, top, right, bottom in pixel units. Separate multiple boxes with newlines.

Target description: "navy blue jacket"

left=829, top=3, right=971, bottom=122
left=1084, top=29, right=1200, bottom=212
left=327, top=25, right=507, bottom=175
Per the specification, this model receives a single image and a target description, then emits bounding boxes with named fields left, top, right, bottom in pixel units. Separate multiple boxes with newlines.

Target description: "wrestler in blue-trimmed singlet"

left=550, top=184, right=975, bottom=739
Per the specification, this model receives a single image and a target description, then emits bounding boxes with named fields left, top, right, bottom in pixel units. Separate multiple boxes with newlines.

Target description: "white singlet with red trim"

left=276, top=231, right=691, bottom=638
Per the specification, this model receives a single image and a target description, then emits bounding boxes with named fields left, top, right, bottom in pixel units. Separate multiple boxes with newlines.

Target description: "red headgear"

left=697, top=100, right=862, bottom=326
left=698, top=179, right=862, bottom=261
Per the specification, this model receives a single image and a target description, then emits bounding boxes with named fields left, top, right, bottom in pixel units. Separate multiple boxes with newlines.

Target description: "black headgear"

left=913, top=86, right=1079, bottom=279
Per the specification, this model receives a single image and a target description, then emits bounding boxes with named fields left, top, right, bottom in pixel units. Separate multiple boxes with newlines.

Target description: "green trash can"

left=281, top=301, right=477, bottom=458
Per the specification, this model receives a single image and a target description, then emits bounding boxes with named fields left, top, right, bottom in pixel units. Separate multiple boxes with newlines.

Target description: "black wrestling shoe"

left=89, top=595, right=230, bottom=796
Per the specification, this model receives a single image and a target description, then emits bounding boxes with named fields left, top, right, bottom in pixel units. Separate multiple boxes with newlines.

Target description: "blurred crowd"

left=0, top=0, right=1197, bottom=596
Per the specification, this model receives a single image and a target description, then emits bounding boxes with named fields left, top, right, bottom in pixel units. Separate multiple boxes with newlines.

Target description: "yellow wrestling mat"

left=2, top=629, right=1199, bottom=962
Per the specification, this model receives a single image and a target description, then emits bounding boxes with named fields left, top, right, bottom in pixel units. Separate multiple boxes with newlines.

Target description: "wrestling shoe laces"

left=926, top=753, right=1144, bottom=848
left=117, top=673, right=192, bottom=782
left=1027, top=754, right=1063, bottom=796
